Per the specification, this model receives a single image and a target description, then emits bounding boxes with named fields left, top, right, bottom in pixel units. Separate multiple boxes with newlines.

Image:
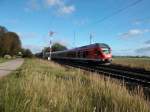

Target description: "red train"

left=51, top=43, right=112, bottom=64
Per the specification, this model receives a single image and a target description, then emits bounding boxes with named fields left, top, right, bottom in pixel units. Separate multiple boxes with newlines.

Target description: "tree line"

left=0, top=25, right=67, bottom=58
left=0, top=25, right=33, bottom=58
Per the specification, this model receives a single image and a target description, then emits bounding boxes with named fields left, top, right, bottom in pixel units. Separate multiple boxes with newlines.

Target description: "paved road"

left=0, top=58, right=24, bottom=77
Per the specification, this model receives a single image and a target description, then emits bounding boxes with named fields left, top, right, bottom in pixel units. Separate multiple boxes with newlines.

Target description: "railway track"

left=53, top=59, right=150, bottom=99
left=54, top=60, right=150, bottom=89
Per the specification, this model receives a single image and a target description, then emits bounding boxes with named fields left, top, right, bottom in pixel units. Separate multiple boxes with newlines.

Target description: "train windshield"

left=102, top=48, right=110, bottom=54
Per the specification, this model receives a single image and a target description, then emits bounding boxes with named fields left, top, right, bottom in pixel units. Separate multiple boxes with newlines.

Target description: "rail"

left=54, top=60, right=150, bottom=88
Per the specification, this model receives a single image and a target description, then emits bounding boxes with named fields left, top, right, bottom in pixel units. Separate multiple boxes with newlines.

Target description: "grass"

left=0, top=59, right=150, bottom=112
left=0, top=58, right=7, bottom=63
left=113, top=57, right=150, bottom=71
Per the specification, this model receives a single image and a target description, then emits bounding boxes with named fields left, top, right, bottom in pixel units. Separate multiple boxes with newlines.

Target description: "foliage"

left=0, top=26, right=22, bottom=57
left=44, top=43, right=67, bottom=52
left=22, top=49, right=33, bottom=58
left=0, top=59, right=149, bottom=112
left=52, top=43, right=67, bottom=52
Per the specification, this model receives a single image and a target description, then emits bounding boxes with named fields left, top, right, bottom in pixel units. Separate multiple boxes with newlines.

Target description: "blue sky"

left=0, top=0, right=150, bottom=56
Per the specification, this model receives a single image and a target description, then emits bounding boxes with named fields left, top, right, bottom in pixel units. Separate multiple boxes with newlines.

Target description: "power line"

left=88, top=0, right=144, bottom=26
left=73, top=0, right=144, bottom=45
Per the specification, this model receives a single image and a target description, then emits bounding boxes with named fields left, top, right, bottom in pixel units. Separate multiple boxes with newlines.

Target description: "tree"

left=0, top=26, right=8, bottom=36
left=35, top=52, right=43, bottom=58
left=43, top=43, right=67, bottom=53
left=22, top=49, right=33, bottom=58
left=0, top=26, right=8, bottom=53
left=52, top=43, right=67, bottom=52
left=0, top=32, right=22, bottom=56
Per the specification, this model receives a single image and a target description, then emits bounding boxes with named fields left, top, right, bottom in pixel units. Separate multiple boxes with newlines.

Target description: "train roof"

left=52, top=43, right=110, bottom=54
left=77, top=43, right=110, bottom=49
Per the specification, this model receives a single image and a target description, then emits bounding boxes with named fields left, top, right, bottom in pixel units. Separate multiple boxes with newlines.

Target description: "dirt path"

left=0, top=58, right=24, bottom=77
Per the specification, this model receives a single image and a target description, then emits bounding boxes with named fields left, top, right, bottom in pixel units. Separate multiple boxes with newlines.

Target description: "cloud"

left=135, top=47, right=150, bottom=55
left=112, top=49, right=136, bottom=56
left=25, top=0, right=40, bottom=11
left=46, top=0, right=61, bottom=6
left=23, top=44, right=44, bottom=53
left=25, top=0, right=75, bottom=15
left=59, top=5, right=75, bottom=14
left=132, top=19, right=150, bottom=25
left=45, top=0, right=75, bottom=15
left=120, top=29, right=150, bottom=38
left=145, top=40, right=150, bottom=44
left=73, top=19, right=89, bottom=26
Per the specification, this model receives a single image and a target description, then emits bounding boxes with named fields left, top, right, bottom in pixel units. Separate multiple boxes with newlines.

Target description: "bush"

left=3, top=55, right=11, bottom=59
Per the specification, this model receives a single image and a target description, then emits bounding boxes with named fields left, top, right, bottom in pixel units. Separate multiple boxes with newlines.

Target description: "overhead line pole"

left=48, top=31, right=55, bottom=60
left=90, top=33, right=93, bottom=44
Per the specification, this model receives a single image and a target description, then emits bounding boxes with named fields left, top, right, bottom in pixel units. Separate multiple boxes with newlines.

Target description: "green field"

left=113, top=57, right=150, bottom=71
left=0, top=59, right=149, bottom=112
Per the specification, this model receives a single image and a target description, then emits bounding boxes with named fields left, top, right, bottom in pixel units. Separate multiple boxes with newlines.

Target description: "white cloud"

left=23, top=44, right=44, bottom=53
left=46, top=0, right=61, bottom=6
left=112, top=49, right=135, bottom=56
left=25, top=0, right=75, bottom=15
left=45, top=0, right=75, bottom=15
left=25, top=0, right=40, bottom=11
left=59, top=5, right=75, bottom=14
left=120, top=29, right=150, bottom=38
left=133, top=19, right=150, bottom=25
left=135, top=46, right=150, bottom=56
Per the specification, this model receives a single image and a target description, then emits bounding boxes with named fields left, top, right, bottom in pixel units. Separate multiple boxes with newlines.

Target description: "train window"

left=102, top=49, right=110, bottom=54
left=95, top=49, right=101, bottom=55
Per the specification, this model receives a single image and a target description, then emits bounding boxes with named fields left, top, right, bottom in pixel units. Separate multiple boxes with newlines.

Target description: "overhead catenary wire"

left=73, top=0, right=144, bottom=46
left=85, top=0, right=144, bottom=27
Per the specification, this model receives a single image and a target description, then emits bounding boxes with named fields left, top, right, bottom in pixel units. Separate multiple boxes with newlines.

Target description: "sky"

left=0, top=0, right=150, bottom=56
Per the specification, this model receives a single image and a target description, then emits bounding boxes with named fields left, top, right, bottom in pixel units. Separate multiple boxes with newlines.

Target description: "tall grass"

left=0, top=59, right=149, bottom=112
left=113, top=58, right=150, bottom=71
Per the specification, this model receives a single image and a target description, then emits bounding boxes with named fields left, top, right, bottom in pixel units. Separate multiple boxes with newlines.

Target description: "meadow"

left=113, top=57, right=150, bottom=71
left=0, top=59, right=149, bottom=112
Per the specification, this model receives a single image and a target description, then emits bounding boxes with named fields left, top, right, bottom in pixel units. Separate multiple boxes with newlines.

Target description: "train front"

left=98, top=44, right=112, bottom=63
